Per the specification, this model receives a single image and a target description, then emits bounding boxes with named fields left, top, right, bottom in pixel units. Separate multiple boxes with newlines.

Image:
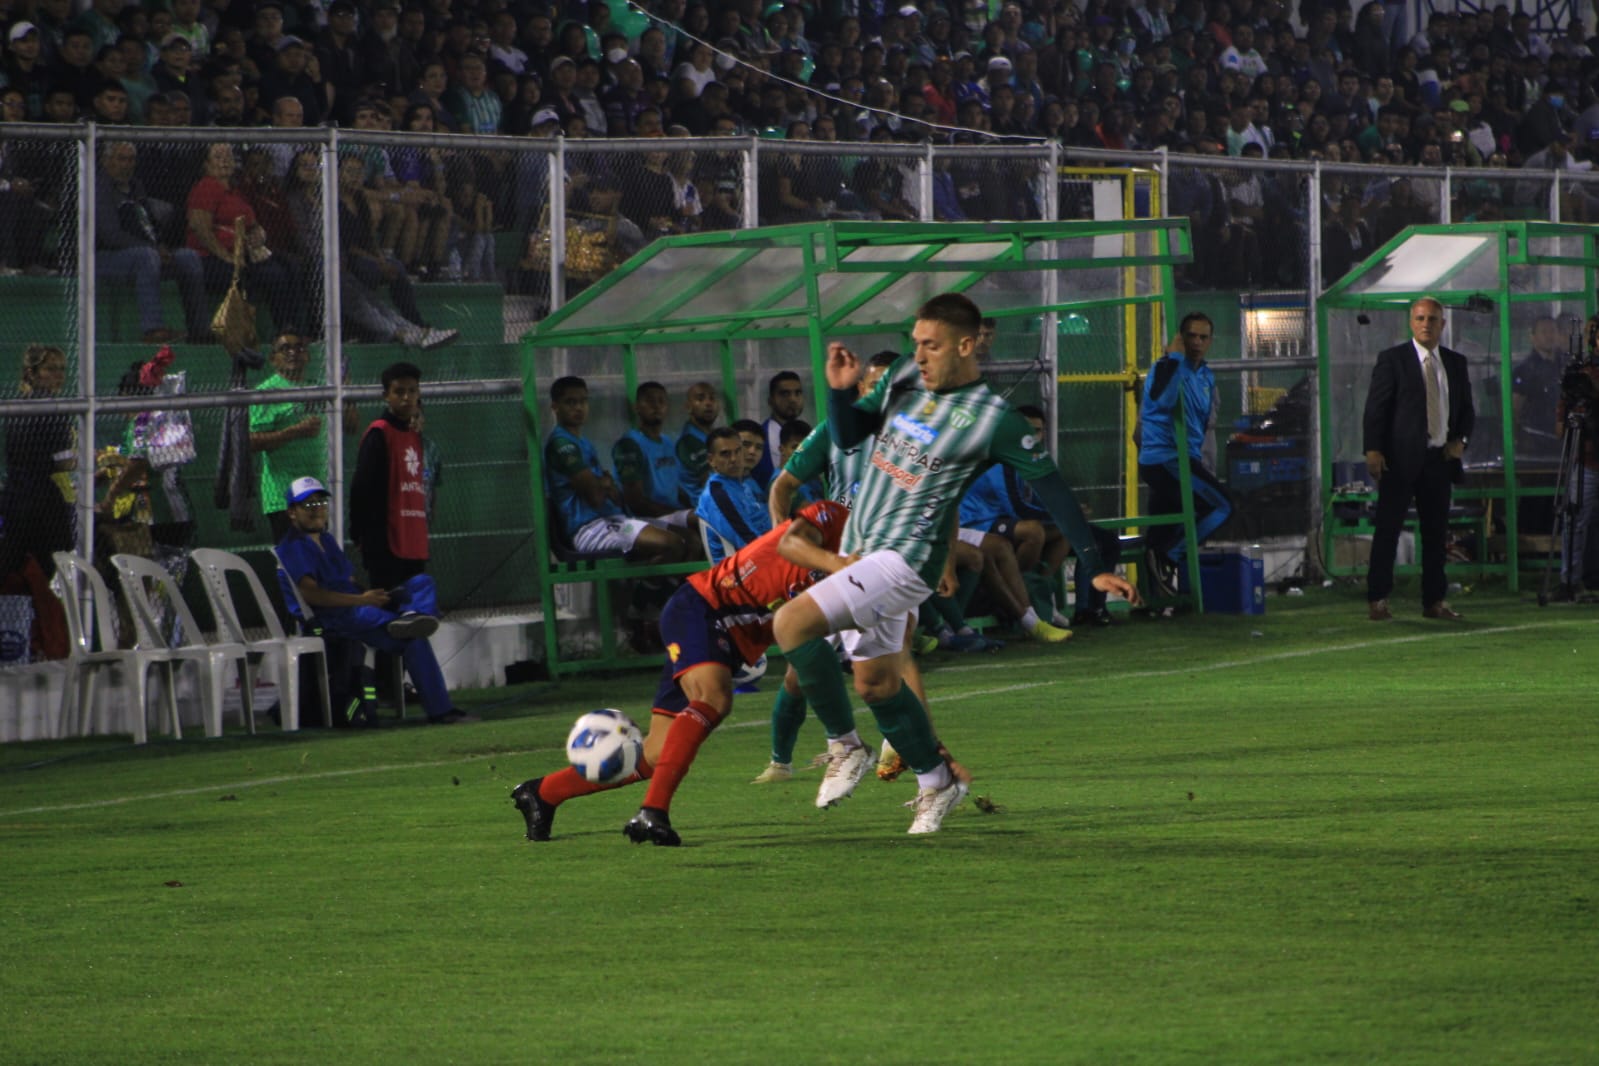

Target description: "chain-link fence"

left=5, top=120, right=1599, bottom=668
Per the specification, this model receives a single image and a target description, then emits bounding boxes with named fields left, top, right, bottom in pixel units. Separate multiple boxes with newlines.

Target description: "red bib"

left=371, top=418, right=429, bottom=560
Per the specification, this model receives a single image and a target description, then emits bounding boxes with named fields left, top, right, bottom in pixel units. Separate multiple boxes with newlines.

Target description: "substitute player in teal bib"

left=771, top=293, right=1141, bottom=834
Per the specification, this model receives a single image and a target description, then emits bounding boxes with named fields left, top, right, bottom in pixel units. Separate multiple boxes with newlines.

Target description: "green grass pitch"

left=2, top=585, right=1596, bottom=1064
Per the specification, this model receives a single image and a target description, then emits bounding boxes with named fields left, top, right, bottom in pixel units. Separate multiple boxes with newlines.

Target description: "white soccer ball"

left=732, top=654, right=768, bottom=687
left=565, top=709, right=645, bottom=784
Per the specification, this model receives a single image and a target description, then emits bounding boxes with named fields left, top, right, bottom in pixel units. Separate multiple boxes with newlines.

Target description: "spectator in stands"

left=96, top=140, right=208, bottom=344
left=852, top=125, right=916, bottom=219
left=391, top=103, right=453, bottom=277
left=245, top=1, right=288, bottom=73
left=249, top=331, right=358, bottom=541
left=485, top=10, right=527, bottom=77
left=48, top=27, right=98, bottom=109
left=542, top=53, right=584, bottom=125
left=1518, top=78, right=1574, bottom=154
left=696, top=425, right=770, bottom=562
left=168, top=0, right=208, bottom=55
left=572, top=58, right=608, bottom=132
left=500, top=72, right=546, bottom=135
left=443, top=157, right=495, bottom=282
left=258, top=35, right=326, bottom=128
left=362, top=1, right=419, bottom=114
left=314, top=0, right=364, bottom=126
left=0, top=345, right=75, bottom=582
left=544, top=374, right=689, bottom=563
left=1138, top=311, right=1231, bottom=596
left=186, top=142, right=303, bottom=336
left=3, top=23, right=50, bottom=119
left=209, top=81, right=248, bottom=126
left=446, top=51, right=501, bottom=133
left=618, top=139, right=684, bottom=239
left=408, top=60, right=457, bottom=131
left=334, top=153, right=457, bottom=348
left=275, top=475, right=479, bottom=725
left=151, top=33, right=208, bottom=122
left=1322, top=191, right=1374, bottom=284
left=613, top=381, right=697, bottom=545
left=0, top=105, right=53, bottom=275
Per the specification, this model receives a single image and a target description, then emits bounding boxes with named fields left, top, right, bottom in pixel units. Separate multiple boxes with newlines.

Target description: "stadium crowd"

left=2, top=0, right=1597, bottom=285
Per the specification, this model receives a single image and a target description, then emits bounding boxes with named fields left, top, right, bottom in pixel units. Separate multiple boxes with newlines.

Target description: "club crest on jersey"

left=920, top=399, right=937, bottom=416
left=948, top=408, right=975, bottom=429
left=891, top=413, right=938, bottom=445
left=667, top=642, right=682, bottom=662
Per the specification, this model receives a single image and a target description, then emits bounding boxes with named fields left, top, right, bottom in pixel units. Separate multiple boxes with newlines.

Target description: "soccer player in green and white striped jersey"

left=771, top=293, right=1141, bottom=834
left=753, top=353, right=898, bottom=787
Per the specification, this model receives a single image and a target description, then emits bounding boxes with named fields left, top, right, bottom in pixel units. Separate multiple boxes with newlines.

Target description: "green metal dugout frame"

left=1317, top=222, right=1599, bottom=592
left=521, top=220, right=1197, bottom=673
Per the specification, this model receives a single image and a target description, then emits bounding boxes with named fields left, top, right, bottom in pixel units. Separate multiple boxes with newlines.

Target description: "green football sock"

left=866, top=682, right=942, bottom=774
left=925, top=594, right=964, bottom=631
left=1023, top=571, right=1056, bottom=618
left=955, top=568, right=980, bottom=613
left=769, top=686, right=808, bottom=764
left=784, top=638, right=856, bottom=738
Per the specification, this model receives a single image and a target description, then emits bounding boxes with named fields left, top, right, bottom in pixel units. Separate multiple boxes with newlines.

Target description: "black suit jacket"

left=1363, top=340, right=1475, bottom=482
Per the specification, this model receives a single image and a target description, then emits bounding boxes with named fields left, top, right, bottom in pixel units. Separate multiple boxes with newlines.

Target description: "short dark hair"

left=1178, top=311, right=1214, bottom=334
left=1015, top=403, right=1046, bottom=421
left=779, top=419, right=812, bottom=448
left=550, top=375, right=586, bottom=402
left=980, top=317, right=997, bottom=329
left=706, top=425, right=741, bottom=449
left=381, top=361, right=422, bottom=390
left=635, top=380, right=667, bottom=399
left=870, top=350, right=900, bottom=368
left=731, top=418, right=763, bottom=436
left=917, top=292, right=982, bottom=336
left=767, top=370, right=801, bottom=398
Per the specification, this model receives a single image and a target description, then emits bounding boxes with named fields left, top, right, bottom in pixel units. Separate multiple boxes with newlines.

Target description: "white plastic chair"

left=271, top=546, right=405, bottom=719
left=192, top=548, right=331, bottom=731
left=49, top=551, right=181, bottom=744
left=110, top=553, right=253, bottom=739
left=698, top=521, right=739, bottom=563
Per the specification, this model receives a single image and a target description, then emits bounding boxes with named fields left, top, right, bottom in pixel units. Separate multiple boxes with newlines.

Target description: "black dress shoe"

left=1368, top=599, right=1393, bottom=621
left=1422, top=601, right=1464, bottom=620
left=511, top=778, right=556, bottom=841
left=622, top=806, right=681, bottom=846
left=1071, top=607, right=1114, bottom=628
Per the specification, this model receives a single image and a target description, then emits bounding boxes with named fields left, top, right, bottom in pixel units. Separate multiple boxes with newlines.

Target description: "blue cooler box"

left=1177, top=544, right=1265, bottom=615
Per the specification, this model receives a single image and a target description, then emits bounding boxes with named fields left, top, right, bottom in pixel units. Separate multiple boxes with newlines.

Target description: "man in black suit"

left=1364, top=296, right=1475, bottom=621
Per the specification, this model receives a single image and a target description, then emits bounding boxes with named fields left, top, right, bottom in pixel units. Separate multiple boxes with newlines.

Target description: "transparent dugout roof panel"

left=1326, top=223, right=1599, bottom=307
left=1336, top=232, right=1496, bottom=297
left=528, top=220, right=1191, bottom=345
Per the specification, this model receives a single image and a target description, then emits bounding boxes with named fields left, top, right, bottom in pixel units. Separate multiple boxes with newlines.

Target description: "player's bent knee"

left=851, top=658, right=903, bottom=704
left=773, top=593, right=828, bottom=650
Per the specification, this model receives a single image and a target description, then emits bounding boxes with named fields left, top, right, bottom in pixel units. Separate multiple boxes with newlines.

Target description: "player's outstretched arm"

left=777, top=516, right=857, bottom=574
left=768, top=470, right=802, bottom=527
left=1028, top=471, right=1142, bottom=606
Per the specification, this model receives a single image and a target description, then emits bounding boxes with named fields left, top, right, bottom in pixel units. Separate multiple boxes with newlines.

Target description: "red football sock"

left=537, top=753, right=653, bottom=807
left=641, top=701, right=720, bottom=812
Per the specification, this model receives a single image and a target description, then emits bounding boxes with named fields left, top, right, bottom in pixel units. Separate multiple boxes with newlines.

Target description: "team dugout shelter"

left=520, top=219, right=1194, bottom=673
left=1318, top=222, right=1599, bottom=591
